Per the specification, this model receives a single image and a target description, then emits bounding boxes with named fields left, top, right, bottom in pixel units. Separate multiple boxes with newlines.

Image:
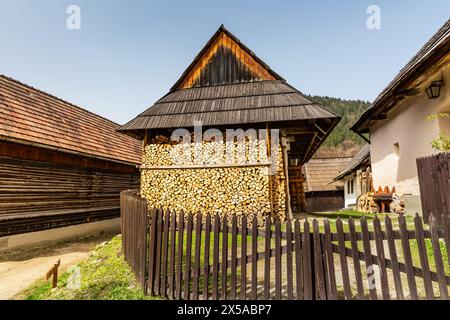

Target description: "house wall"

left=343, top=175, right=357, bottom=208
left=140, top=139, right=287, bottom=221
left=0, top=142, right=139, bottom=236
left=305, top=191, right=344, bottom=213
left=370, top=64, right=450, bottom=206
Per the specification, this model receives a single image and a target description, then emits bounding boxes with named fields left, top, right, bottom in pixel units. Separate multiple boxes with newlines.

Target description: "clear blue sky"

left=0, top=0, right=449, bottom=124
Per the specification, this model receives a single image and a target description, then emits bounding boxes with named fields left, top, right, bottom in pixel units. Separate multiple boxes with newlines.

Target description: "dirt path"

left=0, top=233, right=117, bottom=300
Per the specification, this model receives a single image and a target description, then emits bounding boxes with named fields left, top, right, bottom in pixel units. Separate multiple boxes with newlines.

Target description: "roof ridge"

left=0, top=74, right=122, bottom=127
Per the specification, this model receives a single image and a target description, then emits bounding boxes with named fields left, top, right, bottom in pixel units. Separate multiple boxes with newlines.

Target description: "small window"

left=347, top=179, right=354, bottom=195
left=351, top=179, right=354, bottom=194
left=393, top=142, right=400, bottom=158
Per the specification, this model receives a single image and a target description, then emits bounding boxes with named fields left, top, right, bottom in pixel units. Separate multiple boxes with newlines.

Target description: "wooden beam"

left=302, top=132, right=318, bottom=163
left=281, top=134, right=292, bottom=220
left=266, top=123, right=274, bottom=217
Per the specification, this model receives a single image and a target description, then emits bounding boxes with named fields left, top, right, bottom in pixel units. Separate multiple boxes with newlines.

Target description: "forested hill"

left=307, top=95, right=371, bottom=158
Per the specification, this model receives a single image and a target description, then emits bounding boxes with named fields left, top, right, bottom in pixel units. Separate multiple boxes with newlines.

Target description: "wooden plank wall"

left=0, top=156, right=139, bottom=236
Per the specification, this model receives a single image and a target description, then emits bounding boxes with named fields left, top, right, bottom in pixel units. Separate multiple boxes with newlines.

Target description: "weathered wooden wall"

left=305, top=191, right=344, bottom=213
left=0, top=142, right=139, bottom=236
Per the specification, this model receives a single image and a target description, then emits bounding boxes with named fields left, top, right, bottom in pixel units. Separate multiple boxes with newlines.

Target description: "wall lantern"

left=426, top=79, right=444, bottom=99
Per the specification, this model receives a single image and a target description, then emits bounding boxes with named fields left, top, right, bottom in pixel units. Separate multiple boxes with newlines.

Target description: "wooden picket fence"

left=417, top=152, right=450, bottom=227
left=121, top=190, right=450, bottom=300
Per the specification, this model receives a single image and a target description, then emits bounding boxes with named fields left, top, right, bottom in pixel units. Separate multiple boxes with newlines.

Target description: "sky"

left=0, top=0, right=449, bottom=125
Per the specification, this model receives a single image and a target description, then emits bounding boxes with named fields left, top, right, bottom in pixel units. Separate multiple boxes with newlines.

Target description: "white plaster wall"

left=344, top=176, right=357, bottom=208
left=370, top=64, right=450, bottom=196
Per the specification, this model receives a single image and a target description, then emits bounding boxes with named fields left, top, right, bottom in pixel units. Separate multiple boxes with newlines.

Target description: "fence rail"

left=121, top=191, right=450, bottom=300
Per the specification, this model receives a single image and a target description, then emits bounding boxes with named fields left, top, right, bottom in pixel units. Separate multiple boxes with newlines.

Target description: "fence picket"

left=429, top=214, right=449, bottom=299
left=336, top=218, right=352, bottom=300
left=148, top=209, right=157, bottom=296
left=413, top=213, right=434, bottom=299
left=302, top=220, right=312, bottom=300
left=264, top=217, right=272, bottom=300
left=154, top=209, right=163, bottom=296
left=384, top=216, right=404, bottom=300
left=203, top=213, right=211, bottom=300
left=373, top=216, right=390, bottom=300
left=240, top=215, right=248, bottom=300
left=212, top=214, right=220, bottom=300
left=275, top=219, right=282, bottom=300
left=399, top=214, right=419, bottom=300
left=443, top=215, right=450, bottom=267
left=192, top=213, right=202, bottom=300
left=230, top=215, right=238, bottom=299
left=221, top=214, right=228, bottom=300
left=160, top=209, right=170, bottom=297
left=294, top=219, right=303, bottom=300
left=183, top=212, right=193, bottom=300
left=361, top=217, right=377, bottom=300
left=348, top=217, right=364, bottom=299
left=251, top=216, right=258, bottom=300
left=286, top=221, right=294, bottom=300
left=176, top=211, right=184, bottom=300
left=169, top=211, right=176, bottom=299
left=313, top=219, right=326, bottom=300
left=323, top=219, right=337, bottom=300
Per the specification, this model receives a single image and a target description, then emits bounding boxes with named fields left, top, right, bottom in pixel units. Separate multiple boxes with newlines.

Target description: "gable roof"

left=171, top=25, right=284, bottom=90
left=303, top=157, right=352, bottom=192
left=119, top=25, right=340, bottom=141
left=333, top=144, right=370, bottom=181
left=351, top=19, right=450, bottom=134
left=0, top=75, right=141, bottom=165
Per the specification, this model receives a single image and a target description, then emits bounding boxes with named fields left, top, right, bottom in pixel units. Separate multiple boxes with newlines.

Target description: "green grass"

left=410, top=238, right=450, bottom=276
left=23, top=235, right=159, bottom=300
left=308, top=210, right=377, bottom=220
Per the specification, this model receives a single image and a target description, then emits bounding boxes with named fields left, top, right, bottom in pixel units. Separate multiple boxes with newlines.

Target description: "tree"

left=428, top=113, right=450, bottom=152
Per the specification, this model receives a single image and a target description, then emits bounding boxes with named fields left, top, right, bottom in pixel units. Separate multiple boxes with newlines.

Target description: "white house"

left=333, top=145, right=371, bottom=208
left=351, top=19, right=450, bottom=214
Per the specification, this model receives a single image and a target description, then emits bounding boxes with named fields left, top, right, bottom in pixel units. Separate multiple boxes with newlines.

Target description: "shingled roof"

left=0, top=75, right=141, bottom=165
left=120, top=80, right=337, bottom=130
left=352, top=19, right=450, bottom=134
left=303, top=157, right=352, bottom=192
left=119, top=25, right=340, bottom=136
left=333, top=145, right=370, bottom=181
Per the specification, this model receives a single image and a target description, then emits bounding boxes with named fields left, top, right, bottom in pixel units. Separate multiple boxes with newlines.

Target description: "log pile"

left=140, top=139, right=287, bottom=221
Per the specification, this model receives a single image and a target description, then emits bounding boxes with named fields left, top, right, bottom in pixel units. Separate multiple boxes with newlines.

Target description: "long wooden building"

left=0, top=75, right=141, bottom=236
left=119, top=26, right=340, bottom=221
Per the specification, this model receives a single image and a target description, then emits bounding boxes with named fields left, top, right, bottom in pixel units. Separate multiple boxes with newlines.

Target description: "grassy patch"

left=23, top=235, right=158, bottom=300
left=308, top=210, right=377, bottom=220
left=410, top=239, right=450, bottom=276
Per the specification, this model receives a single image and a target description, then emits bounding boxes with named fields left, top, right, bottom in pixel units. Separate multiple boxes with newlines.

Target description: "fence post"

left=309, top=231, right=316, bottom=300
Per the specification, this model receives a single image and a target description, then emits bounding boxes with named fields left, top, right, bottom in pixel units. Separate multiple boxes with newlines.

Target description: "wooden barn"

left=0, top=75, right=141, bottom=236
left=119, top=26, right=340, bottom=221
left=302, top=157, right=352, bottom=213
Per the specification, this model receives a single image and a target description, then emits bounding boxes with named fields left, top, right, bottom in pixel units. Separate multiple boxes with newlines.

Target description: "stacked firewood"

left=140, top=140, right=286, bottom=221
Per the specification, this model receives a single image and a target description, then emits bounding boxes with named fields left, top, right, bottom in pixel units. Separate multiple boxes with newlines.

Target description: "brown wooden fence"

left=417, top=152, right=450, bottom=226
left=121, top=191, right=450, bottom=300
left=120, top=190, right=148, bottom=288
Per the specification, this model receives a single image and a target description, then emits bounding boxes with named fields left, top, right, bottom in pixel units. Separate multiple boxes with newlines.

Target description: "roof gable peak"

left=171, top=25, right=284, bottom=91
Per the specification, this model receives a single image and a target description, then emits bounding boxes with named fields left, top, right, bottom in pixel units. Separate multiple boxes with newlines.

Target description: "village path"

left=0, top=233, right=116, bottom=300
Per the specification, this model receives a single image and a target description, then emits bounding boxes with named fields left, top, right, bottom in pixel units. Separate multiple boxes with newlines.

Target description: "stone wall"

left=140, top=140, right=287, bottom=221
